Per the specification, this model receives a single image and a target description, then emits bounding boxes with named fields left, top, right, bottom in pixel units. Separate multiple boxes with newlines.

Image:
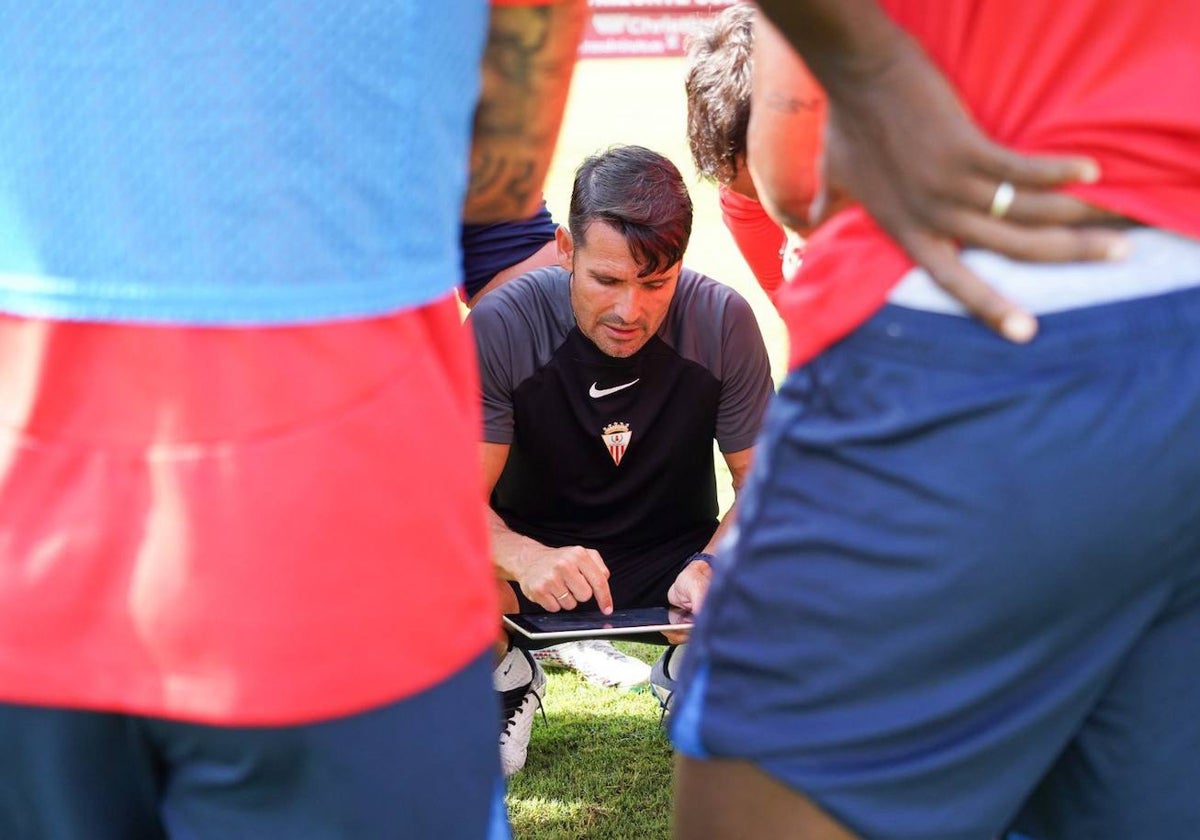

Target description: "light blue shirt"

left=0, top=1, right=488, bottom=324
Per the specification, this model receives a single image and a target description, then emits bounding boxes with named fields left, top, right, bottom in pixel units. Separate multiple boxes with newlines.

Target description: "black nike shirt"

left=471, top=266, right=773, bottom=574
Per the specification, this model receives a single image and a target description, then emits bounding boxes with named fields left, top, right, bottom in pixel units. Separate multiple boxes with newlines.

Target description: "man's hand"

left=483, top=446, right=614, bottom=615
left=663, top=559, right=713, bottom=644
left=751, top=2, right=1130, bottom=343
left=517, top=544, right=614, bottom=614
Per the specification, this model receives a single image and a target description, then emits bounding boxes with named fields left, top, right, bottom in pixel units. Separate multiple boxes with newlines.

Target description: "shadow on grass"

left=506, top=672, right=674, bottom=840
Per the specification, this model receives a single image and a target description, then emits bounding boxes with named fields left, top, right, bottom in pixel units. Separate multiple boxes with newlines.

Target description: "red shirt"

left=719, top=185, right=788, bottom=299
left=0, top=299, right=497, bottom=725
left=779, top=0, right=1200, bottom=369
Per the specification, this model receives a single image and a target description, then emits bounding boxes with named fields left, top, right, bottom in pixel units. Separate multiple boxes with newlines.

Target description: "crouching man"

left=469, top=145, right=774, bottom=775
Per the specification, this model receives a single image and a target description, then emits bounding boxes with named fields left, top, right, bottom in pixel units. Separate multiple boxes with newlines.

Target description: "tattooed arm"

left=463, top=0, right=589, bottom=224
left=746, top=13, right=827, bottom=236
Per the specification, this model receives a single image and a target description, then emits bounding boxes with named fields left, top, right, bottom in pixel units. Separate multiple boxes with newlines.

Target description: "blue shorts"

left=673, top=290, right=1200, bottom=840
left=0, top=650, right=509, bottom=840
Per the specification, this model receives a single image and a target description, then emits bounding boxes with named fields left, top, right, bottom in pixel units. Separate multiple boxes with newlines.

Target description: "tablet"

left=503, top=606, right=694, bottom=641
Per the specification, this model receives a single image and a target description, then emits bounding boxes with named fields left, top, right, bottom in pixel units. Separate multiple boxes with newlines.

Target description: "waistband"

left=888, top=228, right=1200, bottom=315
left=839, top=283, right=1200, bottom=374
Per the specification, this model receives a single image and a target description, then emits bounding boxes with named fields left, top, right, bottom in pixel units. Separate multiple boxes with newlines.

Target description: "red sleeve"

left=719, top=184, right=789, bottom=297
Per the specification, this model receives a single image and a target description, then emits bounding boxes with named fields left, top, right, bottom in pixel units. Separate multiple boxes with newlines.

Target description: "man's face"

left=559, top=222, right=680, bottom=359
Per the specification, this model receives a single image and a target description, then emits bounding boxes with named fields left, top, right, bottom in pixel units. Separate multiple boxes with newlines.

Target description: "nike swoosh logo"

left=589, top=379, right=640, bottom=398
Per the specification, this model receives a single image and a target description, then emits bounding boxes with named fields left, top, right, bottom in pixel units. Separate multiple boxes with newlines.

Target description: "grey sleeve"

left=469, top=294, right=521, bottom=445
left=714, top=290, right=774, bottom=453
left=468, top=268, right=571, bottom=445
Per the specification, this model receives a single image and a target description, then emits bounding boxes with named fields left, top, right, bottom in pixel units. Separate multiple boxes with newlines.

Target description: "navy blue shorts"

left=673, top=289, right=1200, bottom=840
left=0, top=650, right=509, bottom=840
left=461, top=201, right=558, bottom=299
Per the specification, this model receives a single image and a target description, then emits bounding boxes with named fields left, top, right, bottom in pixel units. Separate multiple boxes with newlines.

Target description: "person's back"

left=0, top=0, right=492, bottom=731
left=0, top=1, right=482, bottom=323
left=0, top=2, right=587, bottom=838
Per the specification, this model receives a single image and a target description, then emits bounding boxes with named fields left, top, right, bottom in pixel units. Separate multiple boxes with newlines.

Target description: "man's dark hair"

left=684, top=3, right=754, bottom=185
left=568, top=145, right=693, bottom=278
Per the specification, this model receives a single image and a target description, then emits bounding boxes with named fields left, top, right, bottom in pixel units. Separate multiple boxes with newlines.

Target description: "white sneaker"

left=542, top=639, right=650, bottom=689
left=495, top=647, right=546, bottom=777
left=649, top=643, right=685, bottom=723
left=531, top=646, right=564, bottom=667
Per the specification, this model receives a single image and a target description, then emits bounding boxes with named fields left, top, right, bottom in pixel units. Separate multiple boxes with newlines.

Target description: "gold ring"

left=989, top=181, right=1016, bottom=218
left=556, top=592, right=570, bottom=600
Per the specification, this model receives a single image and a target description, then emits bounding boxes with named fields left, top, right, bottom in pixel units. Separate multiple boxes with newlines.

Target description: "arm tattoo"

left=464, top=2, right=585, bottom=223
left=763, top=91, right=822, bottom=114
left=468, top=155, right=538, bottom=222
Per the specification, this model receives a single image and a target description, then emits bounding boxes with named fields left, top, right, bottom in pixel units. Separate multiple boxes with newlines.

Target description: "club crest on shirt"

left=601, top=422, right=632, bottom=466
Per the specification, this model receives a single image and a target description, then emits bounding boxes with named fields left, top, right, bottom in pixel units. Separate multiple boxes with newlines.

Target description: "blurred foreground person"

left=672, top=1, right=1200, bottom=838
left=0, top=1, right=585, bottom=838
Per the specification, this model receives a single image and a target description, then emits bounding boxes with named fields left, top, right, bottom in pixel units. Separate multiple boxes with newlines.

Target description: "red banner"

left=582, top=0, right=739, bottom=58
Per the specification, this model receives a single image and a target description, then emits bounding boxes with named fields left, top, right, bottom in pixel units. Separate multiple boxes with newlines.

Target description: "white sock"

left=493, top=647, right=532, bottom=691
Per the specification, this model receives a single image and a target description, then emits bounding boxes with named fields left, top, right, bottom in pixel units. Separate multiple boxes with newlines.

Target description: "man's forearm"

left=699, top=498, right=740, bottom=558
left=752, top=0, right=904, bottom=95
left=488, top=507, right=615, bottom=613
left=749, top=14, right=828, bottom=233
left=488, top=507, right=547, bottom=582
left=464, top=0, right=589, bottom=223
left=699, top=447, right=755, bottom=561
left=665, top=498, right=741, bottom=619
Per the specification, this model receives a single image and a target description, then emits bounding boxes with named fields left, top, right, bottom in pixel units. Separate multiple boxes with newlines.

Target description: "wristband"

left=685, top=551, right=715, bottom=567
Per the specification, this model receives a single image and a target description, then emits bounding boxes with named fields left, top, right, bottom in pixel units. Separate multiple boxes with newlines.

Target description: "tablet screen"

left=504, top=606, right=693, bottom=640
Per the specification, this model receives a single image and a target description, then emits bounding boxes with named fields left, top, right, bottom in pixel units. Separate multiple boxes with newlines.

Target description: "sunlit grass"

left=506, top=643, right=674, bottom=840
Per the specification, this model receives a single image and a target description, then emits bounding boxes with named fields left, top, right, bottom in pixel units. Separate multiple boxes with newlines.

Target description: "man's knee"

left=673, top=754, right=858, bottom=840
left=496, top=579, right=519, bottom=614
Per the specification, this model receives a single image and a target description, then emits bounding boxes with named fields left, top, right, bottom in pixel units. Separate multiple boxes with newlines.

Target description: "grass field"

left=507, top=642, right=676, bottom=840
left=503, top=57, right=782, bottom=840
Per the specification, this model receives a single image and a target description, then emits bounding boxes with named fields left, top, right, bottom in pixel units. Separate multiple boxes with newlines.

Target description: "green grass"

left=506, top=643, right=674, bottom=840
